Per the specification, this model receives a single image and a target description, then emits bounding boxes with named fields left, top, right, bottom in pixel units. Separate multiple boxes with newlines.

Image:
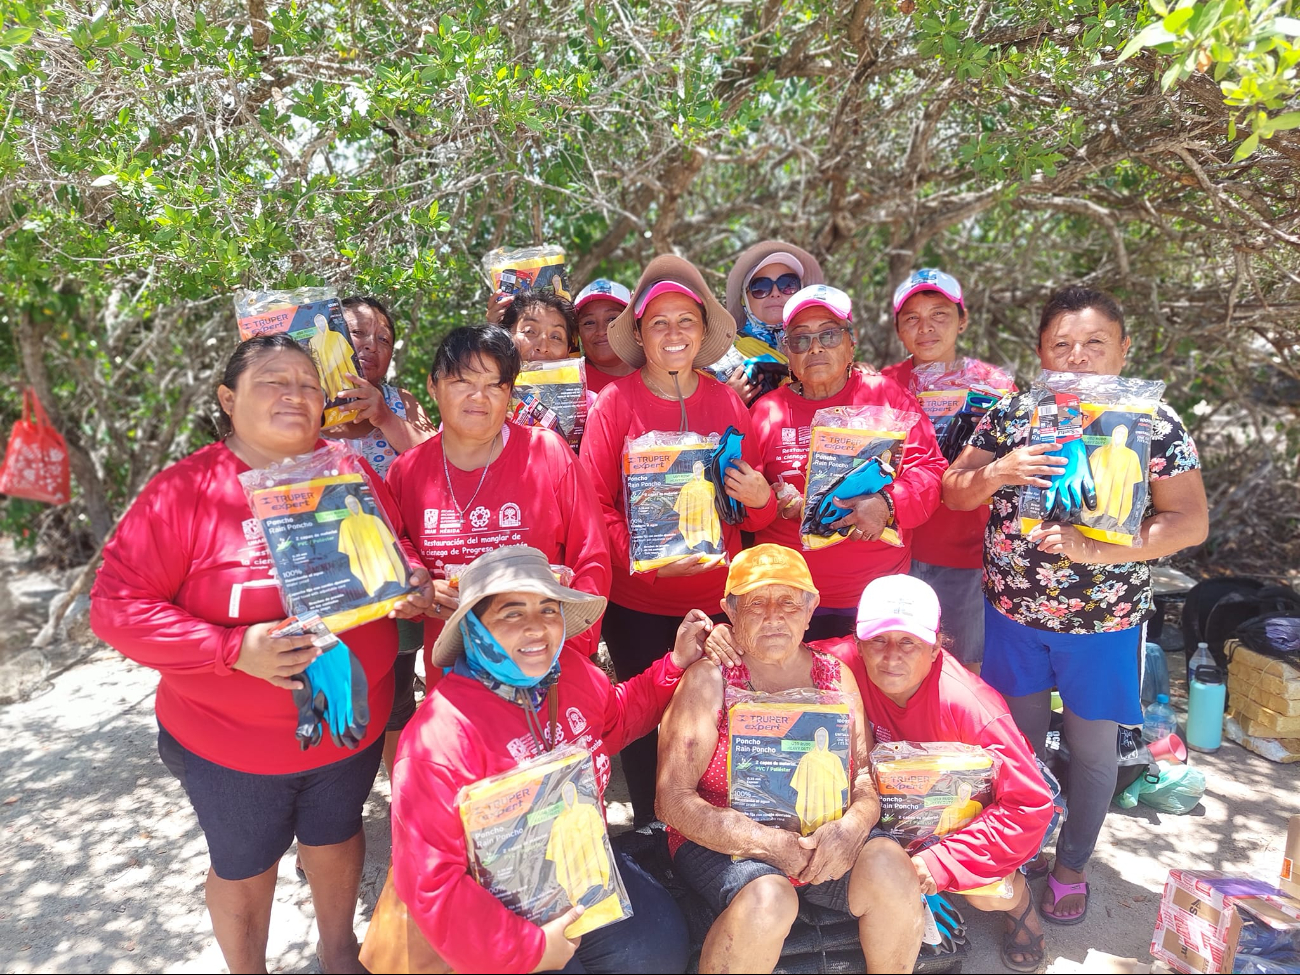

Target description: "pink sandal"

left=1042, top=872, right=1088, bottom=925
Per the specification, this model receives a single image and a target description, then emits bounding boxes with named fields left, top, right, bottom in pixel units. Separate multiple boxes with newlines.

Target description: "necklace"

left=640, top=369, right=676, bottom=400
left=442, top=433, right=499, bottom=521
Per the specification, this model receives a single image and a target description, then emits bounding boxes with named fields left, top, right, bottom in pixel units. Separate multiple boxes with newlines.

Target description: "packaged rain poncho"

left=234, top=287, right=362, bottom=429
left=707, top=333, right=791, bottom=398
left=1017, top=371, right=1165, bottom=546
left=727, top=687, right=853, bottom=836
left=871, top=741, right=998, bottom=847
left=622, top=431, right=727, bottom=574
left=458, top=744, right=631, bottom=939
left=800, top=405, right=920, bottom=551
left=911, top=359, right=1012, bottom=465
left=239, top=440, right=414, bottom=633
left=482, top=244, right=571, bottom=300
left=510, top=358, right=589, bottom=451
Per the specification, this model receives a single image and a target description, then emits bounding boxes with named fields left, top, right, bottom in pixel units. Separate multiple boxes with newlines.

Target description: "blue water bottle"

left=1186, top=642, right=1225, bottom=753
left=1142, top=642, right=1171, bottom=705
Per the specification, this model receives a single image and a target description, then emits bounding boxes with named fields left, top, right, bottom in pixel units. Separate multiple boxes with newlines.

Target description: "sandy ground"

left=2, top=647, right=1298, bottom=974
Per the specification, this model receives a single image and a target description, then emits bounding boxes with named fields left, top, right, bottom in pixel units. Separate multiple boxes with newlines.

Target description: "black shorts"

left=158, top=724, right=383, bottom=881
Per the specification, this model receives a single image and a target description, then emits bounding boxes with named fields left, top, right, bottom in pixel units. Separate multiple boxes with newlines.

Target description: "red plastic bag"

left=0, top=389, right=71, bottom=505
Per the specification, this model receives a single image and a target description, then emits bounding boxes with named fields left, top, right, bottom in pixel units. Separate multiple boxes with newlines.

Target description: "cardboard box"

left=1282, top=814, right=1300, bottom=900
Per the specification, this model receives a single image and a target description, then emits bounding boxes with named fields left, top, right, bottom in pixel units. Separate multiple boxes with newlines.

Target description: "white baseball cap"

left=574, top=278, right=631, bottom=313
left=856, top=574, right=941, bottom=644
left=783, top=284, right=853, bottom=326
left=892, top=268, right=965, bottom=316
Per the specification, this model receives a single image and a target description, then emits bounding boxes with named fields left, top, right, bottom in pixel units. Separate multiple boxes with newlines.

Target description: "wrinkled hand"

left=1028, top=520, right=1104, bottom=562
left=796, top=818, right=866, bottom=886
left=426, top=578, right=461, bottom=621
left=829, top=493, right=891, bottom=542
left=723, top=459, right=772, bottom=509
left=234, top=622, right=322, bottom=690
left=671, top=609, right=715, bottom=670
left=913, top=855, right=939, bottom=896
left=530, top=905, right=585, bottom=973
left=992, top=442, right=1069, bottom=490
left=775, top=480, right=804, bottom=520
left=334, top=373, right=394, bottom=427
left=486, top=292, right=512, bottom=325
left=726, top=365, right=761, bottom=406
left=656, top=555, right=725, bottom=578
left=702, top=621, right=745, bottom=669
left=764, top=829, right=814, bottom=878
left=389, top=566, right=435, bottom=620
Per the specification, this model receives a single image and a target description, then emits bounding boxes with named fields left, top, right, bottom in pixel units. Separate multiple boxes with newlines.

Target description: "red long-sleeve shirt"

left=815, top=637, right=1053, bottom=892
left=748, top=370, right=946, bottom=608
left=579, top=371, right=777, bottom=617
left=385, top=423, right=611, bottom=674
left=391, top=647, right=684, bottom=974
left=89, top=441, right=412, bottom=774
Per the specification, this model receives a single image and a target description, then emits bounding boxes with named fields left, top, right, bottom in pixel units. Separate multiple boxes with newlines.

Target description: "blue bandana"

left=740, top=315, right=783, bottom=349
left=454, top=610, right=562, bottom=710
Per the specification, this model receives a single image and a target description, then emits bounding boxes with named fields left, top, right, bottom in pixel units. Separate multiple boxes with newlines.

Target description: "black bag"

left=1235, top=614, right=1300, bottom=665
left=1204, top=587, right=1300, bottom=671
left=1180, top=577, right=1264, bottom=662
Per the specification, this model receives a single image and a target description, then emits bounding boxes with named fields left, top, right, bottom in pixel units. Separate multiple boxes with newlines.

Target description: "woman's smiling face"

left=635, top=291, right=705, bottom=372
left=477, top=592, right=566, bottom=678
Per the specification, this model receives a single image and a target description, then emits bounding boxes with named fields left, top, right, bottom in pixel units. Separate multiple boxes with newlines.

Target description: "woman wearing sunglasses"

left=710, top=241, right=825, bottom=406
left=748, top=285, right=947, bottom=640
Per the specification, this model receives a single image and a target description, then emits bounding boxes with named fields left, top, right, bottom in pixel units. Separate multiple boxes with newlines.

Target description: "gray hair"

left=724, top=590, right=817, bottom=617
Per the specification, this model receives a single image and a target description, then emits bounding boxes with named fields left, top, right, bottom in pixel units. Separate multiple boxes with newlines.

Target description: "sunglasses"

left=747, top=273, right=802, bottom=300
left=783, top=326, right=851, bottom=354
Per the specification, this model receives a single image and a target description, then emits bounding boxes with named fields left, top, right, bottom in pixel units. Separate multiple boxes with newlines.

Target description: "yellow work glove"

left=1088, top=425, right=1144, bottom=523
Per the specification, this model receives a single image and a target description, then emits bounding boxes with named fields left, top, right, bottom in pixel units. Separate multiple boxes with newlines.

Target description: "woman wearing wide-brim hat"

left=389, top=545, right=701, bottom=974
left=579, top=254, right=778, bottom=826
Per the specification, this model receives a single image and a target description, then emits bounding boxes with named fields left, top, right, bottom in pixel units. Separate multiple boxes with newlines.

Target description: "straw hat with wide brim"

left=606, top=255, right=735, bottom=370
left=429, top=545, right=607, bottom=670
left=724, top=241, right=825, bottom=330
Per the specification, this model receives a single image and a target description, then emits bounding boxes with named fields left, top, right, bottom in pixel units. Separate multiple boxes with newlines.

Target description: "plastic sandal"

left=1000, top=896, right=1046, bottom=973
left=1041, top=872, right=1089, bottom=925
left=1025, top=852, right=1052, bottom=880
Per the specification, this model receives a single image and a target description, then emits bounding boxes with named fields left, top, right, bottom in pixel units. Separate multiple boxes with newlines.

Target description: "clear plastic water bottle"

left=1142, top=693, right=1178, bottom=743
left=1187, top=642, right=1226, bottom=753
left=1142, top=642, right=1171, bottom=705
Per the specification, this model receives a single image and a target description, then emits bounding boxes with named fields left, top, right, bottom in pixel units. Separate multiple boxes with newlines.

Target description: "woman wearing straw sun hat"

left=580, top=254, right=778, bottom=826
left=390, top=545, right=698, bottom=974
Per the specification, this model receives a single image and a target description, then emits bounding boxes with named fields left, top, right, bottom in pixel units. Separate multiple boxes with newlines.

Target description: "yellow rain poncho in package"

left=1016, top=371, right=1165, bottom=546
left=510, top=358, right=589, bottom=451
left=482, top=244, right=571, bottom=300
left=622, top=432, right=726, bottom=574
left=458, top=745, right=631, bottom=939
left=727, top=687, right=853, bottom=837
left=871, top=741, right=997, bottom=847
left=234, top=287, right=363, bottom=428
left=800, top=405, right=919, bottom=551
left=239, top=441, right=414, bottom=633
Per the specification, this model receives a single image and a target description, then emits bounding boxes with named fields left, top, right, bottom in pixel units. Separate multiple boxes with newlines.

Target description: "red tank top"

left=666, top=649, right=844, bottom=856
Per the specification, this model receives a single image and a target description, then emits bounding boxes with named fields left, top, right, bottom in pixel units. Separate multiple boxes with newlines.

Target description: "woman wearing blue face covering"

left=389, top=546, right=702, bottom=974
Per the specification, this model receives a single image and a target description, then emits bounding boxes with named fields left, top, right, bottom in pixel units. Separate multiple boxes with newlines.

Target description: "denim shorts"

left=158, top=724, right=383, bottom=881
left=910, top=562, right=986, bottom=665
left=672, top=828, right=895, bottom=917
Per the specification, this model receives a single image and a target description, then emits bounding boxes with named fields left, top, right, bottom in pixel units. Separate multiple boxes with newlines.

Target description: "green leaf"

left=1162, top=8, right=1194, bottom=33
left=119, top=41, right=147, bottom=60
left=1267, top=111, right=1300, bottom=132
left=0, top=27, right=34, bottom=45
left=1118, top=22, right=1177, bottom=61
left=1232, top=131, right=1260, bottom=161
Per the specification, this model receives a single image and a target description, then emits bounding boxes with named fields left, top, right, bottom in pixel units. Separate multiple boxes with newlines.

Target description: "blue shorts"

left=981, top=601, right=1143, bottom=724
left=158, top=724, right=383, bottom=881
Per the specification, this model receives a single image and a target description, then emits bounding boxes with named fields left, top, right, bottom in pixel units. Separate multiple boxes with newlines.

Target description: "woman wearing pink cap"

left=748, top=284, right=946, bottom=639
left=574, top=278, right=636, bottom=394
left=882, top=269, right=1016, bottom=674
left=580, top=254, right=778, bottom=826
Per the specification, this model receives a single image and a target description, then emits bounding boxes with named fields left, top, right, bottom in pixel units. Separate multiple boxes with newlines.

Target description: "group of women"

left=89, top=240, right=1209, bottom=975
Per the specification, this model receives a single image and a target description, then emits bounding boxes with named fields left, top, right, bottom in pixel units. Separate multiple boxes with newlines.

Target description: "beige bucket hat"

left=606, top=255, right=735, bottom=369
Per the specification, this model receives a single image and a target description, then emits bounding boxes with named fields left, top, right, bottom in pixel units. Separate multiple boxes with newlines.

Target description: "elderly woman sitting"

left=657, top=545, right=923, bottom=974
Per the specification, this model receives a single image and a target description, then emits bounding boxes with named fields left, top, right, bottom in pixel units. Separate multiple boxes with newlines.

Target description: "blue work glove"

left=708, top=426, right=746, bottom=525
left=812, top=454, right=896, bottom=531
left=292, top=638, right=370, bottom=750
left=1041, top=436, right=1097, bottom=521
left=925, top=892, right=961, bottom=940
left=742, top=353, right=789, bottom=395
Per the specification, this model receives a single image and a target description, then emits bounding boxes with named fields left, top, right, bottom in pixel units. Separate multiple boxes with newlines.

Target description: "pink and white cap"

left=574, top=278, right=631, bottom=313
left=892, top=268, right=964, bottom=315
left=782, top=284, right=853, bottom=326
left=856, top=574, right=941, bottom=644
left=634, top=280, right=703, bottom=318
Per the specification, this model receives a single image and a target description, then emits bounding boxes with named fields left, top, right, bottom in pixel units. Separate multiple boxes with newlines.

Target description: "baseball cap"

left=892, top=268, right=965, bottom=316
left=574, top=279, right=631, bottom=314
left=724, top=544, right=819, bottom=598
left=633, top=280, right=704, bottom=318
left=783, top=284, right=853, bottom=326
left=855, top=574, right=940, bottom=644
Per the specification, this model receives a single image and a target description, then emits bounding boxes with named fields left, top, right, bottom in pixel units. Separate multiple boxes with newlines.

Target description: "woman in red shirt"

left=391, top=545, right=696, bottom=974
left=579, top=254, right=777, bottom=825
left=90, top=335, right=433, bottom=974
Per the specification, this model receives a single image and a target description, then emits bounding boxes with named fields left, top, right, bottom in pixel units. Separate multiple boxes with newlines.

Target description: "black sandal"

left=1001, top=895, right=1046, bottom=974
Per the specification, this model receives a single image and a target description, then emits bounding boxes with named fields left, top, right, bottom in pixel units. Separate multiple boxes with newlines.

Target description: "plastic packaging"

left=622, top=431, right=728, bottom=573
left=707, top=334, right=790, bottom=396
left=510, top=358, right=589, bottom=451
left=1142, top=641, right=1171, bottom=706
left=726, top=687, right=853, bottom=836
left=800, top=404, right=920, bottom=551
left=458, top=744, right=631, bottom=939
left=1118, top=761, right=1206, bottom=814
left=233, top=287, right=361, bottom=428
left=239, top=440, right=414, bottom=633
left=911, top=360, right=1012, bottom=465
left=1143, top=694, right=1179, bottom=743
left=709, top=426, right=747, bottom=526
left=955, top=876, right=1015, bottom=899
left=1188, top=641, right=1226, bottom=752
left=1017, top=371, right=1165, bottom=546
left=481, top=245, right=571, bottom=300
left=871, top=741, right=998, bottom=848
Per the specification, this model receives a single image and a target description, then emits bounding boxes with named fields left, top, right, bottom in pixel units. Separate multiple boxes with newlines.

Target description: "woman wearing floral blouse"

left=942, top=286, right=1207, bottom=929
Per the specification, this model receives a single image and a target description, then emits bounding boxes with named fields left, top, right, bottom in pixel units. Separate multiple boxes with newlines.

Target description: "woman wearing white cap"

left=580, top=254, right=778, bottom=826
left=390, top=545, right=698, bottom=973
left=748, top=283, right=946, bottom=640
left=882, top=269, right=1016, bottom=674
left=573, top=279, right=636, bottom=394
